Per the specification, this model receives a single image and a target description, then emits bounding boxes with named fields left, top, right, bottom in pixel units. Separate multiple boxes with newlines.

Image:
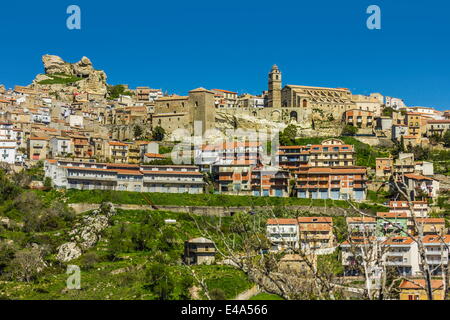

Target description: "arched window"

left=290, top=111, right=298, bottom=121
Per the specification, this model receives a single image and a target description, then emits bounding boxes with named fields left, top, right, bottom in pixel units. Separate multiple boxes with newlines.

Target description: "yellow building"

left=399, top=279, right=444, bottom=300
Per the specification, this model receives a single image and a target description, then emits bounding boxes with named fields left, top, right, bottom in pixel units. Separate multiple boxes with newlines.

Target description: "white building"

left=0, top=140, right=16, bottom=164
left=49, top=137, right=73, bottom=158
left=45, top=160, right=205, bottom=194
left=267, top=218, right=299, bottom=251
left=385, top=97, right=407, bottom=110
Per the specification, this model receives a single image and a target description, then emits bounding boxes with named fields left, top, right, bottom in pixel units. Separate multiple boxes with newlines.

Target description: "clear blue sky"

left=1, top=0, right=449, bottom=109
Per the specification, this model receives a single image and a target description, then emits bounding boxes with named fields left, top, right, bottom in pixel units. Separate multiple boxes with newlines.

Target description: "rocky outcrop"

left=30, top=55, right=108, bottom=102
left=56, top=202, right=116, bottom=263
left=42, top=55, right=72, bottom=75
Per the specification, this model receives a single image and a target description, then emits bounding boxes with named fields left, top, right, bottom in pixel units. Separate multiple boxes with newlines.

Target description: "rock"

left=30, top=54, right=108, bottom=102
left=0, top=216, right=10, bottom=228
left=42, top=55, right=72, bottom=75
left=56, top=203, right=116, bottom=262
left=56, top=242, right=82, bottom=262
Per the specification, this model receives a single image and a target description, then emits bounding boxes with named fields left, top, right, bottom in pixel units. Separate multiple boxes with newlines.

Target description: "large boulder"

left=56, top=242, right=83, bottom=262
left=42, top=55, right=72, bottom=75
left=30, top=54, right=108, bottom=102
left=56, top=203, right=116, bottom=263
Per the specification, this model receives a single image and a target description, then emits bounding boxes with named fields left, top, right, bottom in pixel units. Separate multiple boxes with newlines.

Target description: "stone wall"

left=69, top=203, right=360, bottom=217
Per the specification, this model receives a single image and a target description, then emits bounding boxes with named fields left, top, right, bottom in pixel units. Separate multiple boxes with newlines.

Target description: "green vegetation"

left=382, top=106, right=394, bottom=117
left=107, top=85, right=134, bottom=100
left=64, top=189, right=386, bottom=212
left=152, top=126, right=166, bottom=142
left=38, top=73, right=82, bottom=85
left=250, top=292, right=284, bottom=300
left=0, top=208, right=253, bottom=300
left=341, top=124, right=358, bottom=136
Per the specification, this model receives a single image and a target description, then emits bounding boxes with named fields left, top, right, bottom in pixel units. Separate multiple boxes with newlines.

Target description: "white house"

left=267, top=218, right=299, bottom=251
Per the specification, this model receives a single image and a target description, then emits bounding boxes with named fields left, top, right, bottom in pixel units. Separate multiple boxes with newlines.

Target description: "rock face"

left=56, top=203, right=116, bottom=263
left=30, top=54, right=108, bottom=102
left=42, top=55, right=72, bottom=75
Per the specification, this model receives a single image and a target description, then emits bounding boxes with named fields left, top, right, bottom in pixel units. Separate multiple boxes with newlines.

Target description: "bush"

left=341, top=124, right=358, bottom=136
left=209, top=288, right=226, bottom=300
left=81, top=252, right=101, bottom=270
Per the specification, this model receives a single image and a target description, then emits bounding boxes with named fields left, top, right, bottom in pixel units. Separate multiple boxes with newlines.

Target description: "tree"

left=443, top=130, right=450, bottom=148
left=7, top=247, right=46, bottom=282
left=152, top=126, right=166, bottom=141
left=342, top=125, right=358, bottom=136
left=382, top=107, right=394, bottom=117
left=107, top=85, right=133, bottom=100
left=279, top=125, right=297, bottom=146
left=133, top=125, right=143, bottom=139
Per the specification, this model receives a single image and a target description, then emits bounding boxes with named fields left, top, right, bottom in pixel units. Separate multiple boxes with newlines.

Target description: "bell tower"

left=268, top=64, right=282, bottom=108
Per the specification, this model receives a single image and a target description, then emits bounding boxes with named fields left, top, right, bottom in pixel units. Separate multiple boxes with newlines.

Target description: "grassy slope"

left=0, top=209, right=253, bottom=300
left=63, top=189, right=388, bottom=213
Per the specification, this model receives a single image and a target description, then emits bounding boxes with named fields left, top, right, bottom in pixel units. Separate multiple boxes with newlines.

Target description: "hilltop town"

left=0, top=55, right=450, bottom=300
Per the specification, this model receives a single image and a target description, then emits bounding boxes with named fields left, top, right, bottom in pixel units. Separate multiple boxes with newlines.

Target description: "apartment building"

left=211, top=89, right=238, bottom=108
left=382, top=237, right=417, bottom=276
left=106, top=141, right=129, bottom=163
left=278, top=145, right=310, bottom=170
left=278, top=138, right=355, bottom=169
left=215, top=160, right=253, bottom=195
left=389, top=201, right=430, bottom=218
left=308, top=139, right=355, bottom=167
left=346, top=217, right=377, bottom=237
left=250, top=165, right=289, bottom=197
left=68, top=134, right=91, bottom=159
left=343, top=109, right=374, bottom=129
left=415, top=218, right=446, bottom=236
left=406, top=112, right=428, bottom=138
left=28, top=137, right=49, bottom=161
left=266, top=218, right=299, bottom=251
left=376, top=212, right=408, bottom=237
left=294, top=166, right=367, bottom=201
left=45, top=160, right=205, bottom=194
left=298, top=217, right=335, bottom=251
left=375, top=157, right=393, bottom=179
left=198, top=141, right=262, bottom=167
left=403, top=173, right=440, bottom=201
left=49, top=136, right=73, bottom=158
left=426, top=119, right=450, bottom=137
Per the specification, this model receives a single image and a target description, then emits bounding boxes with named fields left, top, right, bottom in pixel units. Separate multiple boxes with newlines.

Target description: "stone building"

left=153, top=88, right=216, bottom=136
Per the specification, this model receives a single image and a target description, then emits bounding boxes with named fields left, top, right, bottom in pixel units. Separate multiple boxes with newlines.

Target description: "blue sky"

left=1, top=0, right=449, bottom=109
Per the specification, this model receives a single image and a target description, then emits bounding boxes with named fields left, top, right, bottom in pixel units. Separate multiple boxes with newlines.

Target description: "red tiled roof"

left=267, top=218, right=298, bottom=225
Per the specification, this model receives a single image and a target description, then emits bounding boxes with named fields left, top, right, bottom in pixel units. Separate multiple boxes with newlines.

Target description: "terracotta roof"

left=108, top=141, right=128, bottom=147
left=423, top=235, right=450, bottom=244
left=383, top=237, right=414, bottom=245
left=267, top=218, right=298, bottom=225
left=404, top=174, right=434, bottom=181
left=346, top=217, right=376, bottom=223
left=211, top=89, right=237, bottom=94
left=399, top=279, right=443, bottom=290
left=416, top=218, right=445, bottom=224
left=298, top=217, right=332, bottom=223
left=377, top=212, right=408, bottom=218
left=144, top=153, right=165, bottom=159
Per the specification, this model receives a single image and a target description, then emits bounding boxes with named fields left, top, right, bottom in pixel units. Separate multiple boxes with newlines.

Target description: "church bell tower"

left=268, top=64, right=282, bottom=108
